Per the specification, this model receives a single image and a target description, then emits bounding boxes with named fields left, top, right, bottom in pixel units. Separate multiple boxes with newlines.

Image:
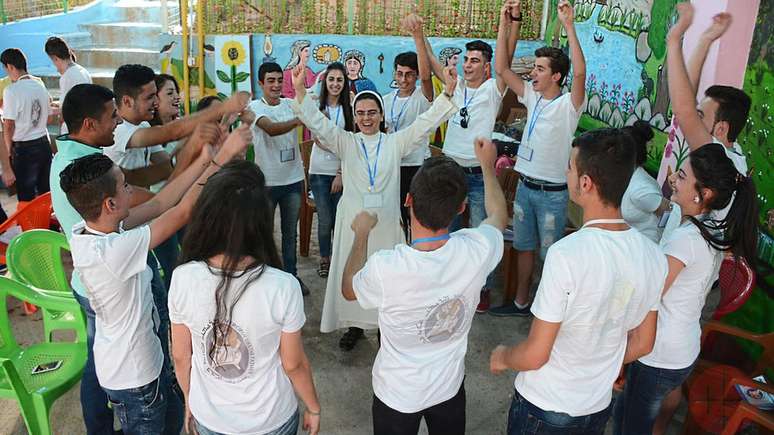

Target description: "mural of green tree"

left=647, top=0, right=679, bottom=59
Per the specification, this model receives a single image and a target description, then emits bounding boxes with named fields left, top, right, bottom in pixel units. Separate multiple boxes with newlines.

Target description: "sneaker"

left=488, top=301, right=532, bottom=317
left=295, top=275, right=310, bottom=296
left=476, top=289, right=491, bottom=313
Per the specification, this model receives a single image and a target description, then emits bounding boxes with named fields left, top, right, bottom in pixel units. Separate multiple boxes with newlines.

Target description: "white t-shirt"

left=622, top=167, right=663, bottom=243
left=442, top=77, right=504, bottom=167
left=250, top=98, right=305, bottom=186
left=59, top=63, right=92, bottom=134
left=70, top=223, right=163, bottom=390
left=1, top=77, right=51, bottom=141
left=515, top=82, right=586, bottom=183
left=383, top=87, right=432, bottom=167
left=710, top=139, right=748, bottom=222
left=515, top=225, right=666, bottom=417
left=104, top=120, right=164, bottom=169
left=353, top=224, right=503, bottom=413
left=168, top=261, right=305, bottom=434
left=309, top=104, right=344, bottom=176
left=640, top=221, right=722, bottom=370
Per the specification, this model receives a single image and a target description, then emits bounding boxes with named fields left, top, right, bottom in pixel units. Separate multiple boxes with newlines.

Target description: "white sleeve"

left=104, top=123, right=137, bottom=163
left=392, top=93, right=457, bottom=158
left=103, top=226, right=151, bottom=281
left=167, top=266, right=189, bottom=325
left=629, top=182, right=663, bottom=214
left=530, top=247, right=573, bottom=323
left=292, top=94, right=353, bottom=157
left=352, top=253, right=386, bottom=310
left=662, top=228, right=695, bottom=269
left=2, top=87, right=17, bottom=120
left=281, top=277, right=306, bottom=333
left=476, top=224, right=505, bottom=273
left=518, top=81, right=536, bottom=107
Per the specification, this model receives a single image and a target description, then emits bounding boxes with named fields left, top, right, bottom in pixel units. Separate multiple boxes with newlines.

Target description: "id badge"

left=324, top=151, right=335, bottom=160
left=517, top=144, right=534, bottom=161
left=657, top=209, right=671, bottom=229
left=280, top=148, right=296, bottom=162
left=363, top=193, right=383, bottom=209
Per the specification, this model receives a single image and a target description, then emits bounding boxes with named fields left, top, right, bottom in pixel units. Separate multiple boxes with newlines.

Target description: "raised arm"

left=127, top=91, right=249, bottom=149
left=558, top=0, right=586, bottom=111
left=475, top=138, right=509, bottom=231
left=495, top=0, right=525, bottom=97
left=392, top=66, right=459, bottom=156
left=405, top=14, right=435, bottom=101
left=342, top=211, right=378, bottom=301
left=687, top=13, right=732, bottom=96
left=667, top=3, right=714, bottom=150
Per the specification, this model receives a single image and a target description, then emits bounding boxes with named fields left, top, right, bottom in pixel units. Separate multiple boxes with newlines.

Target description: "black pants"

left=399, top=165, right=420, bottom=241
left=11, top=136, right=52, bottom=201
left=372, top=382, right=465, bottom=435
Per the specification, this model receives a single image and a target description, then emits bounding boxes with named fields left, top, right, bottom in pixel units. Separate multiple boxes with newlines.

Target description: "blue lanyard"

left=328, top=104, right=341, bottom=127
left=360, top=133, right=383, bottom=192
left=526, top=95, right=560, bottom=141
left=463, top=86, right=478, bottom=109
left=411, top=233, right=451, bottom=246
left=390, top=92, right=411, bottom=132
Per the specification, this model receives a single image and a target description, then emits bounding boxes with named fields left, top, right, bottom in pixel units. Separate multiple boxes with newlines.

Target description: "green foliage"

left=648, top=0, right=679, bottom=60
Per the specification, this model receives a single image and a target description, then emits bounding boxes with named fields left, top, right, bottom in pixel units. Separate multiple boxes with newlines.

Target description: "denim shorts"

left=512, top=181, right=569, bottom=259
left=507, top=389, right=612, bottom=434
left=195, top=409, right=299, bottom=435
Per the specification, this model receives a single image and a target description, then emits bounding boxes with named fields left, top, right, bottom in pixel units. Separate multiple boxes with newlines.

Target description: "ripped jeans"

left=512, top=181, right=569, bottom=260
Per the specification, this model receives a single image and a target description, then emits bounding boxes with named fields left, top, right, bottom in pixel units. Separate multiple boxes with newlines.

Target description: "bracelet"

left=210, top=158, right=223, bottom=168
left=443, top=90, right=454, bottom=99
left=307, top=408, right=321, bottom=416
left=511, top=12, right=523, bottom=22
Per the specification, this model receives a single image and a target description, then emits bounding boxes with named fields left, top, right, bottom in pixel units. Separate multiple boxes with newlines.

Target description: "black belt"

left=521, top=176, right=567, bottom=191
left=12, top=136, right=49, bottom=148
left=461, top=166, right=482, bottom=174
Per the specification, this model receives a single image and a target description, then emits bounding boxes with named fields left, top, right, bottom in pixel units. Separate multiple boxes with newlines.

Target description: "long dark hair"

left=151, top=74, right=179, bottom=126
left=178, top=160, right=282, bottom=363
left=688, top=144, right=758, bottom=265
left=353, top=92, right=387, bottom=133
left=318, top=62, right=354, bottom=132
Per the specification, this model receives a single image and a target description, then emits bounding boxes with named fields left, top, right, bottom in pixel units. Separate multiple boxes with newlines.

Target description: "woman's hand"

left=331, top=173, right=343, bottom=194
left=303, top=409, right=320, bottom=435
left=292, top=61, right=308, bottom=103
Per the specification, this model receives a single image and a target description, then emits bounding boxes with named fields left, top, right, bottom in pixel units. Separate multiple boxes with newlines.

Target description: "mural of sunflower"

left=218, top=39, right=250, bottom=94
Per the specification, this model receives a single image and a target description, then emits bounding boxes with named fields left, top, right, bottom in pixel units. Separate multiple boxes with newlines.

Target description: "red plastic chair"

left=714, top=256, right=756, bottom=320
left=0, top=192, right=55, bottom=314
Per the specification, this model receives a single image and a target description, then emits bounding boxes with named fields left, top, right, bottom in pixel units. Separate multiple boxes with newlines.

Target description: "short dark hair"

left=113, top=64, right=156, bottom=104
left=394, top=51, right=418, bottom=72
left=704, top=85, right=752, bottom=142
left=465, top=40, right=493, bottom=63
left=571, top=129, right=636, bottom=208
left=60, top=154, right=117, bottom=221
left=1, top=48, right=27, bottom=71
left=62, top=84, right=116, bottom=134
left=258, top=62, right=282, bottom=82
left=409, top=156, right=468, bottom=231
left=196, top=95, right=222, bottom=112
left=44, top=36, right=75, bottom=62
left=622, top=120, right=654, bottom=166
left=534, top=46, right=570, bottom=86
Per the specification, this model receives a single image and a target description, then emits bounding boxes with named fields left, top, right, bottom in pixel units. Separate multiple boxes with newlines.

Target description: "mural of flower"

left=221, top=40, right=246, bottom=67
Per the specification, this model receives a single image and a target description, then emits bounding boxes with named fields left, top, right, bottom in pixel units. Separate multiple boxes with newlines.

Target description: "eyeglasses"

left=394, top=71, right=417, bottom=80
left=355, top=110, right=380, bottom=118
left=459, top=107, right=469, bottom=129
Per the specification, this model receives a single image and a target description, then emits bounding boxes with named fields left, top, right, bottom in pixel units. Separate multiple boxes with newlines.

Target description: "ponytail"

left=687, top=144, right=759, bottom=266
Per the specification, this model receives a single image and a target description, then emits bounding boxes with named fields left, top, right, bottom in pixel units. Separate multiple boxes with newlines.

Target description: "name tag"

left=517, top=144, right=534, bottom=161
left=280, top=148, right=296, bottom=162
left=363, top=193, right=383, bottom=209
left=658, top=210, right=671, bottom=229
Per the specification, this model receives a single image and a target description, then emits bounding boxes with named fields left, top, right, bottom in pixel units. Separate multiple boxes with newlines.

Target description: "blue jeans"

left=73, top=292, right=117, bottom=435
left=513, top=182, right=569, bottom=260
left=450, top=172, right=492, bottom=288
left=103, top=367, right=183, bottom=435
left=507, top=389, right=612, bottom=435
left=11, top=136, right=52, bottom=201
left=268, top=181, right=303, bottom=275
left=195, top=409, right=299, bottom=435
left=147, top=254, right=172, bottom=378
left=612, top=360, right=695, bottom=435
left=309, top=174, right=341, bottom=258
left=152, top=232, right=180, bottom=291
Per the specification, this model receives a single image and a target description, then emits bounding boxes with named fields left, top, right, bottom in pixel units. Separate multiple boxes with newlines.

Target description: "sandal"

left=317, top=259, right=330, bottom=278
left=339, top=327, right=364, bottom=351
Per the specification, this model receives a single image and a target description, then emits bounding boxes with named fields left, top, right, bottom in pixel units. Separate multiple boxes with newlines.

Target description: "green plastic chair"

left=6, top=229, right=86, bottom=343
left=0, top=276, right=87, bottom=435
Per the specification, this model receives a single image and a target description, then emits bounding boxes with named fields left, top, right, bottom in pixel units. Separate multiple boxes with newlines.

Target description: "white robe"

left=292, top=93, right=458, bottom=332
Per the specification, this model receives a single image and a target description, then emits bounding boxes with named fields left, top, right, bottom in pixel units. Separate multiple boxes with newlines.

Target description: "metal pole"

left=196, top=0, right=204, bottom=96
left=181, top=0, right=191, bottom=114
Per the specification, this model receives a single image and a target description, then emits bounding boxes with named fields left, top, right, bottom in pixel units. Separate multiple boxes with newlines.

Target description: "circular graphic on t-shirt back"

left=202, top=322, right=254, bottom=382
left=419, top=296, right=468, bottom=343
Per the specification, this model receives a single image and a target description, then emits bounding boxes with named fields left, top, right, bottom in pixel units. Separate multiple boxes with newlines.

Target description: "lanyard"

left=526, top=95, right=560, bottom=141
left=390, top=92, right=411, bottom=132
left=411, top=233, right=451, bottom=246
left=360, top=133, right=383, bottom=192
left=582, top=218, right=626, bottom=229
left=327, top=104, right=342, bottom=127
left=463, top=86, right=477, bottom=109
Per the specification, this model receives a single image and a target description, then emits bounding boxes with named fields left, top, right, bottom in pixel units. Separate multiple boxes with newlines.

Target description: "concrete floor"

left=0, top=195, right=685, bottom=434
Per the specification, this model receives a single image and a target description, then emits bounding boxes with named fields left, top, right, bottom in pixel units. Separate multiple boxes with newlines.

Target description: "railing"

left=0, top=0, right=93, bottom=24
left=203, top=0, right=543, bottom=40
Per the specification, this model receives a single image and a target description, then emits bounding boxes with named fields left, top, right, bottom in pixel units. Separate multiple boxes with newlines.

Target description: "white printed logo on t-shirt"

left=31, top=99, right=42, bottom=127
left=418, top=296, right=468, bottom=343
left=202, top=322, right=255, bottom=382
